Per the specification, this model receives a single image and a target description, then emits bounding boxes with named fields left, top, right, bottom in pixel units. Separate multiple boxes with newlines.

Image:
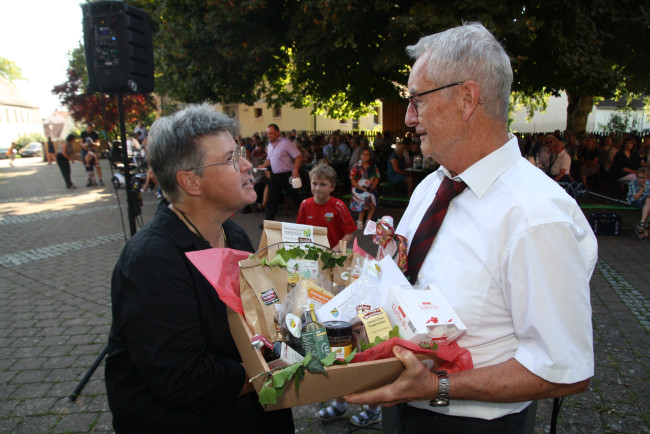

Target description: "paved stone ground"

left=1, top=156, right=648, bottom=433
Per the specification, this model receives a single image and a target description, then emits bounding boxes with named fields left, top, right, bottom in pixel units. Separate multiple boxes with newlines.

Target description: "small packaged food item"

left=384, top=284, right=467, bottom=346
left=251, top=334, right=304, bottom=369
left=324, top=321, right=354, bottom=361
left=349, top=305, right=393, bottom=349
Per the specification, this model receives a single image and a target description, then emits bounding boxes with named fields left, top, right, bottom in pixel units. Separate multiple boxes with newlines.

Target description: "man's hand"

left=344, top=345, right=437, bottom=407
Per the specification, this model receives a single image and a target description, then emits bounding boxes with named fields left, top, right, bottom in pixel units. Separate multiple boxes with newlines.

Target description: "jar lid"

left=324, top=321, right=352, bottom=337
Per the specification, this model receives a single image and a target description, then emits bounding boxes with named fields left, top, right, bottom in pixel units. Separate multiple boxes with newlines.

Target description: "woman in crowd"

left=610, top=136, right=642, bottom=182
left=387, top=141, right=414, bottom=196
left=46, top=137, right=56, bottom=164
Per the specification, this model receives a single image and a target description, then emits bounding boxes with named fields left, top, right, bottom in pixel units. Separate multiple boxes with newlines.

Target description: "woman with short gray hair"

left=105, top=104, right=294, bottom=432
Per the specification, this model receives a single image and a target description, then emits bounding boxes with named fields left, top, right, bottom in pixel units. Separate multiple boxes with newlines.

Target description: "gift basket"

left=186, top=219, right=473, bottom=409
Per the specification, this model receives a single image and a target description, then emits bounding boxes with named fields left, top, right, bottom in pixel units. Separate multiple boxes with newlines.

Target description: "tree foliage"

left=0, top=56, right=25, bottom=84
left=132, top=0, right=649, bottom=128
left=499, top=0, right=650, bottom=132
left=52, top=46, right=157, bottom=140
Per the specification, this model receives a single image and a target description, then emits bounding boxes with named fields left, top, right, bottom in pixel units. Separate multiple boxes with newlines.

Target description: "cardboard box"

left=384, top=284, right=467, bottom=346
left=227, top=307, right=434, bottom=410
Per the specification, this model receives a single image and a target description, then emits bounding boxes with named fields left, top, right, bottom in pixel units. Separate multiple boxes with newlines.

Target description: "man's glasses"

left=407, top=82, right=464, bottom=116
left=185, top=147, right=241, bottom=173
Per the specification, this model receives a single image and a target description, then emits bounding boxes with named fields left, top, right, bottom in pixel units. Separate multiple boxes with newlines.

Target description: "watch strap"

left=428, top=370, right=450, bottom=407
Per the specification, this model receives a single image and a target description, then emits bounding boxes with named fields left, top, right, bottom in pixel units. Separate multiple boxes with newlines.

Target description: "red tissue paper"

left=186, top=248, right=251, bottom=314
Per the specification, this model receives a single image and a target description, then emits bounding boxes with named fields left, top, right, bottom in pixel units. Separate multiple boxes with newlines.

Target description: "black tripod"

left=69, top=93, right=137, bottom=402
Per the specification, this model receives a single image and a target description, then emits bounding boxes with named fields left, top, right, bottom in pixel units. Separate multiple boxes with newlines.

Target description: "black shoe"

left=99, top=179, right=104, bottom=186
left=86, top=181, right=92, bottom=187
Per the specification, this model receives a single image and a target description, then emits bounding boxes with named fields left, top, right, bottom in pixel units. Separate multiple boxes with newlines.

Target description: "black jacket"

left=105, top=206, right=293, bottom=433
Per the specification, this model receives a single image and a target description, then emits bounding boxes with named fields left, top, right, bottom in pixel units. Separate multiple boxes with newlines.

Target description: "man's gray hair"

left=147, top=103, right=240, bottom=203
left=406, top=22, right=512, bottom=122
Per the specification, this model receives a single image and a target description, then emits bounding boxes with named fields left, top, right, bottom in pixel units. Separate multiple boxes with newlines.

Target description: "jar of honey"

left=324, top=321, right=354, bottom=361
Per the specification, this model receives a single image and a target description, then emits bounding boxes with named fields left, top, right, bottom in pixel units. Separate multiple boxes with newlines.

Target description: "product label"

left=259, top=288, right=280, bottom=305
left=301, top=328, right=331, bottom=359
left=281, top=222, right=315, bottom=248
left=267, top=343, right=304, bottom=369
left=285, top=313, right=302, bottom=338
left=331, top=344, right=353, bottom=361
left=357, top=307, right=393, bottom=342
left=287, top=259, right=319, bottom=282
left=303, top=280, right=334, bottom=310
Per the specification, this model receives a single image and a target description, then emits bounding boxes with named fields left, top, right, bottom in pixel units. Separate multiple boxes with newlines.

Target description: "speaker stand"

left=68, top=93, right=138, bottom=402
left=117, top=92, right=138, bottom=236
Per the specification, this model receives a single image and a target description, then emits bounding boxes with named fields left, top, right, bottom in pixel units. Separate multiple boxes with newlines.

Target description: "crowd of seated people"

left=522, top=130, right=649, bottom=191
left=239, top=127, right=649, bottom=227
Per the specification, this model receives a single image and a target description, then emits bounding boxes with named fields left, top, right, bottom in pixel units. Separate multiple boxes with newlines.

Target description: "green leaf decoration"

left=260, top=257, right=270, bottom=267
left=293, top=365, right=305, bottom=393
left=320, top=352, right=337, bottom=367
left=259, top=379, right=277, bottom=405
left=343, top=348, right=358, bottom=364
left=272, top=362, right=299, bottom=387
left=269, top=254, right=288, bottom=268
left=304, top=246, right=320, bottom=261
left=305, top=354, right=326, bottom=374
left=359, top=327, right=401, bottom=351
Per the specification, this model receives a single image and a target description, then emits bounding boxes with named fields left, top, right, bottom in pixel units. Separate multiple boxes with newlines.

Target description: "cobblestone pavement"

left=1, top=157, right=648, bottom=433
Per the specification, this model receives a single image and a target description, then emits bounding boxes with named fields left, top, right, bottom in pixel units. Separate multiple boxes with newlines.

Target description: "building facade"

left=0, top=76, right=42, bottom=145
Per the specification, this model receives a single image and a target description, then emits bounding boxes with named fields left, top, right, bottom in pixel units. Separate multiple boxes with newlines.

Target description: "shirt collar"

left=438, top=134, right=520, bottom=199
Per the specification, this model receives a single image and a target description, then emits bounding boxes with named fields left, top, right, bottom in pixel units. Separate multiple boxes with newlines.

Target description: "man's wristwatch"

left=428, top=370, right=450, bottom=407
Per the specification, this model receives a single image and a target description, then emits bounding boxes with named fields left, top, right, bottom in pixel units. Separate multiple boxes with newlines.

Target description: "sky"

left=1, top=0, right=84, bottom=117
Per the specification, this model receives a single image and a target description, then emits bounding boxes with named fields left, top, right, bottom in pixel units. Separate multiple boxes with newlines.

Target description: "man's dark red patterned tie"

left=406, top=176, right=467, bottom=283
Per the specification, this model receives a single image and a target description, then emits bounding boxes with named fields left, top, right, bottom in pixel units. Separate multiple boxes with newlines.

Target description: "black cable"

left=550, top=396, right=564, bottom=434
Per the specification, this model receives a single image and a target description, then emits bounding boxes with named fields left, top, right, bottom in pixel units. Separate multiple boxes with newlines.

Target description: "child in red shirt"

left=297, top=164, right=357, bottom=251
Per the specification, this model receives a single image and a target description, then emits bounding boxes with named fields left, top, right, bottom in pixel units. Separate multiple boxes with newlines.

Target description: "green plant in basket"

left=256, top=245, right=347, bottom=271
left=251, top=348, right=357, bottom=406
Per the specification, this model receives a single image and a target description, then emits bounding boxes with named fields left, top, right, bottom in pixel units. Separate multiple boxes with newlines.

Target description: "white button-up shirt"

left=397, top=136, right=597, bottom=420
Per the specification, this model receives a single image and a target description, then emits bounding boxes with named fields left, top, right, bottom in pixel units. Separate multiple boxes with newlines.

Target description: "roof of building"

left=0, top=76, right=38, bottom=108
left=597, top=97, right=646, bottom=111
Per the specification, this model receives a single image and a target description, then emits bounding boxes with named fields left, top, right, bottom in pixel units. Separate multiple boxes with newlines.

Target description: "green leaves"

left=359, top=325, right=401, bottom=351
left=319, top=250, right=348, bottom=270
left=253, top=349, right=346, bottom=406
left=266, top=246, right=347, bottom=271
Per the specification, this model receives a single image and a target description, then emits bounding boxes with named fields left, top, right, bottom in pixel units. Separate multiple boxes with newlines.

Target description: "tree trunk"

left=565, top=90, right=594, bottom=133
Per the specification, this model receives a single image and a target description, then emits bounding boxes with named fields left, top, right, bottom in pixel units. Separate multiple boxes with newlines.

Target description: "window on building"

left=340, top=119, right=348, bottom=124
left=273, top=107, right=282, bottom=118
left=224, top=105, right=237, bottom=119
left=374, top=107, right=380, bottom=124
left=254, top=108, right=263, bottom=119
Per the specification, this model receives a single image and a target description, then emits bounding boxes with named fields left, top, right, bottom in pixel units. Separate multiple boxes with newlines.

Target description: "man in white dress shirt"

left=345, top=22, right=597, bottom=433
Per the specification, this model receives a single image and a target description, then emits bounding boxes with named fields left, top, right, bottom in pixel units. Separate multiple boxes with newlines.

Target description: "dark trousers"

left=399, top=403, right=532, bottom=434
left=56, top=153, right=72, bottom=188
left=266, top=171, right=302, bottom=219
